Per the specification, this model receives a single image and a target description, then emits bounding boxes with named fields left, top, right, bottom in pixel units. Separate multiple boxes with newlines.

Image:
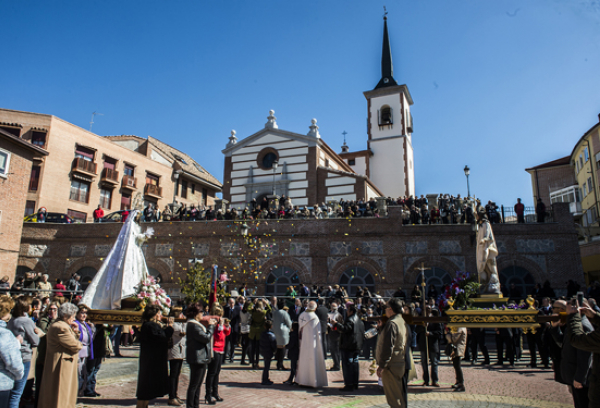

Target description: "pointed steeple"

left=374, top=14, right=398, bottom=90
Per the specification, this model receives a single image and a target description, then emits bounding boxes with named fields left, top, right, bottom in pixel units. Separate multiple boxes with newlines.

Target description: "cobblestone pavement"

left=71, top=346, right=573, bottom=408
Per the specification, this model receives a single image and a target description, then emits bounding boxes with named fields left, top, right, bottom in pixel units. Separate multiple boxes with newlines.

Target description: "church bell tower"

left=364, top=14, right=415, bottom=198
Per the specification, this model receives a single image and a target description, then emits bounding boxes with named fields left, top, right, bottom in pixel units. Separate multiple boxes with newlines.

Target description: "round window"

left=262, top=152, right=278, bottom=169
left=256, top=148, right=280, bottom=170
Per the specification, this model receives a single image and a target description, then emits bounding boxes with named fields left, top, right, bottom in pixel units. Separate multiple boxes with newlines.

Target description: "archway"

left=500, top=266, right=535, bottom=299
left=414, top=267, right=452, bottom=298
left=15, top=266, right=33, bottom=279
left=265, top=266, right=300, bottom=296
left=148, top=267, right=163, bottom=284
left=339, top=267, right=375, bottom=296
left=76, top=267, right=97, bottom=290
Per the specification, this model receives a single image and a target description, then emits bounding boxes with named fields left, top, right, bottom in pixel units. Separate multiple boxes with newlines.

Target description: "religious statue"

left=82, top=210, right=154, bottom=310
left=476, top=208, right=501, bottom=295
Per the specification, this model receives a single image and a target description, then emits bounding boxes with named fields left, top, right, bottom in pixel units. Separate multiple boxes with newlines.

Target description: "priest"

left=296, top=301, right=328, bottom=388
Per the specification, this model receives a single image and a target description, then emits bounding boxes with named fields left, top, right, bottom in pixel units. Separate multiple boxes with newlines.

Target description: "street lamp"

left=464, top=165, right=471, bottom=199
left=172, top=169, right=183, bottom=211
left=272, top=160, right=279, bottom=195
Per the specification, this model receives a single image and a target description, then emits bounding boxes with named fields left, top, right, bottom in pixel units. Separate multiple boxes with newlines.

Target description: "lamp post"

left=272, top=160, right=279, bottom=195
left=172, top=169, right=183, bottom=211
left=464, top=165, right=471, bottom=199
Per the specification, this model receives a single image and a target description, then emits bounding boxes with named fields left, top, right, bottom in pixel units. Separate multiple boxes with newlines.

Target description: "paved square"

left=66, top=346, right=574, bottom=408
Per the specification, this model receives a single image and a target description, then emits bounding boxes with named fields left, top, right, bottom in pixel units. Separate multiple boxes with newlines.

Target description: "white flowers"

left=135, top=275, right=172, bottom=314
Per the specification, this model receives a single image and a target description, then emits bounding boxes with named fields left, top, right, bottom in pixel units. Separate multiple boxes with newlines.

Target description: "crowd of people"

left=3, top=275, right=600, bottom=408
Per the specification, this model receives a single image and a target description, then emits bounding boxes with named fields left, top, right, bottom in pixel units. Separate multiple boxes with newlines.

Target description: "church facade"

left=222, top=16, right=414, bottom=208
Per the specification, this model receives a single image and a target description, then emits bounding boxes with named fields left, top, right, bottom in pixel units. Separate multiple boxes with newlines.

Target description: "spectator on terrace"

left=0, top=276, right=10, bottom=295
left=514, top=198, right=525, bottom=223
left=536, top=198, right=547, bottom=223
left=410, top=285, right=422, bottom=303
left=93, top=205, right=104, bottom=223
left=430, top=206, right=440, bottom=224
left=205, top=206, right=214, bottom=220
left=162, top=205, right=173, bottom=221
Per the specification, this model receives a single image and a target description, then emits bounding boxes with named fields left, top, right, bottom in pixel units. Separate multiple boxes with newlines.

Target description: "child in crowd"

left=284, top=322, right=299, bottom=385
left=259, top=320, right=277, bottom=385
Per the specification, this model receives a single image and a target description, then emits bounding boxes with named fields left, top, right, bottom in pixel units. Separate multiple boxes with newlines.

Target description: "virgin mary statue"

left=82, top=210, right=153, bottom=310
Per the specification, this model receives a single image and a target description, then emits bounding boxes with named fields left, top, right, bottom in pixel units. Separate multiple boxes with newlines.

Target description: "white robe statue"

left=296, top=310, right=328, bottom=388
left=476, top=217, right=501, bottom=294
left=82, top=210, right=151, bottom=310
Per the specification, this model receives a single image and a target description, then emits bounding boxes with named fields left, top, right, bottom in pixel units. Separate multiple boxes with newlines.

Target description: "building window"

left=191, top=183, right=195, bottom=194
left=29, top=165, right=41, bottom=191
left=75, top=146, right=95, bottom=161
left=256, top=147, right=279, bottom=170
left=70, top=180, right=90, bottom=203
left=202, top=188, right=208, bottom=205
left=348, top=159, right=356, bottom=166
left=583, top=183, right=588, bottom=197
left=99, top=189, right=112, bottom=209
left=339, top=267, right=375, bottom=296
left=146, top=173, right=159, bottom=185
left=67, top=209, right=87, bottom=223
left=265, top=266, right=300, bottom=296
left=325, top=158, right=330, bottom=168
left=121, top=193, right=131, bottom=210
left=31, top=131, right=47, bottom=148
left=379, top=106, right=393, bottom=125
left=0, top=149, right=10, bottom=178
left=588, top=177, right=593, bottom=194
left=124, top=164, right=134, bottom=177
left=580, top=155, right=584, bottom=170
left=25, top=201, right=36, bottom=216
left=181, top=179, right=188, bottom=199
left=584, top=147, right=589, bottom=162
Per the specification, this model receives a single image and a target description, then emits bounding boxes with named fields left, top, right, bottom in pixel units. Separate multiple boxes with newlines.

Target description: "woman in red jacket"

left=205, top=304, right=230, bottom=404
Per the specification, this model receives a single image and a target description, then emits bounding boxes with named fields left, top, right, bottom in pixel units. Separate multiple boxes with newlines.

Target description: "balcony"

left=72, top=158, right=97, bottom=177
left=122, top=175, right=137, bottom=190
left=144, top=183, right=162, bottom=198
left=100, top=168, right=120, bottom=186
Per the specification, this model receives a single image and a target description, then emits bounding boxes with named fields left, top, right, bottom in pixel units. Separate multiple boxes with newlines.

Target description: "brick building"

left=16, top=203, right=583, bottom=299
left=0, top=108, right=222, bottom=223
left=0, top=128, right=48, bottom=279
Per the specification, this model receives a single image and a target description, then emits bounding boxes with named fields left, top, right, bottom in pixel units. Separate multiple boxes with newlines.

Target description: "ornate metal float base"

left=88, top=308, right=144, bottom=325
left=445, top=309, right=540, bottom=333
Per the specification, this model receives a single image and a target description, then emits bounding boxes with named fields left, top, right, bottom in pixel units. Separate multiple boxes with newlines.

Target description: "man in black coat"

left=315, top=298, right=329, bottom=356
left=288, top=298, right=304, bottom=322
left=415, top=309, right=443, bottom=386
left=332, top=303, right=365, bottom=391
left=224, top=297, right=241, bottom=363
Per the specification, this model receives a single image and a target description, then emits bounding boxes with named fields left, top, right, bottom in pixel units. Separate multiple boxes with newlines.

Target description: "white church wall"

left=293, top=198, right=309, bottom=206
left=288, top=180, right=308, bottom=189
left=325, top=176, right=357, bottom=187
left=328, top=185, right=355, bottom=195
left=229, top=186, right=246, bottom=195
left=231, top=153, right=258, bottom=163
left=230, top=171, right=307, bottom=187
left=350, top=157, right=367, bottom=176
left=369, top=137, right=406, bottom=198
left=231, top=194, right=246, bottom=202
left=238, top=140, right=306, bottom=154
left=246, top=133, right=290, bottom=145
left=406, top=141, right=415, bottom=196
left=366, top=185, right=378, bottom=200
left=288, top=189, right=306, bottom=198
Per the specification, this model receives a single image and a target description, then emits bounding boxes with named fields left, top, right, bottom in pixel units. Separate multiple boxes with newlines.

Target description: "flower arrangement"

left=437, top=271, right=481, bottom=311
left=135, top=275, right=171, bottom=315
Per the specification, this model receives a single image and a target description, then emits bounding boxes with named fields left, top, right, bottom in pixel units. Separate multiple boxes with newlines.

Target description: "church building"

left=222, top=16, right=414, bottom=208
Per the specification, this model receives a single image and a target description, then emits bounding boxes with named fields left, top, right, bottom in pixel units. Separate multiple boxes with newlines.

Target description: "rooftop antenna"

left=89, top=111, right=104, bottom=132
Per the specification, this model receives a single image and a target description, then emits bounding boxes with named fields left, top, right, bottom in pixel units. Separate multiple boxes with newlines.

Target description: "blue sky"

left=2, top=0, right=600, bottom=207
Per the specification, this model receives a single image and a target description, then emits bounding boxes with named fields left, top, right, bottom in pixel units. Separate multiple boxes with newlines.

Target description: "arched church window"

left=414, top=267, right=452, bottom=297
left=148, top=267, right=163, bottom=284
left=379, top=106, right=393, bottom=125
left=77, top=266, right=97, bottom=290
left=265, top=266, right=300, bottom=296
left=339, top=267, right=375, bottom=296
left=499, top=266, right=535, bottom=299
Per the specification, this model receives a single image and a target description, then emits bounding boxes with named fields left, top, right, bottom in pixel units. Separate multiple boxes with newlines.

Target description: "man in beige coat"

left=376, top=298, right=409, bottom=408
left=39, top=303, right=83, bottom=408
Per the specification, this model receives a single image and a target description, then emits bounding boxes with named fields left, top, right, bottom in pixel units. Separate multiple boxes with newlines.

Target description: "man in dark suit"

left=315, top=298, right=329, bottom=356
left=415, top=309, right=443, bottom=386
left=224, top=297, right=241, bottom=363
left=288, top=298, right=304, bottom=322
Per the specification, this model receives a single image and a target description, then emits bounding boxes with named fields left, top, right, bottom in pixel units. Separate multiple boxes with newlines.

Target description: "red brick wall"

left=529, top=165, right=575, bottom=206
left=0, top=138, right=36, bottom=281
left=16, top=203, right=583, bottom=296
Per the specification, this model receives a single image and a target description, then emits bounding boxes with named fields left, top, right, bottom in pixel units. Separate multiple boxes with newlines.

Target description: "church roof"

left=374, top=16, right=398, bottom=90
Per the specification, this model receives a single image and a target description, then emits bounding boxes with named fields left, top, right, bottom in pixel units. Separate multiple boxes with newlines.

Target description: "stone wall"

left=16, top=203, right=583, bottom=297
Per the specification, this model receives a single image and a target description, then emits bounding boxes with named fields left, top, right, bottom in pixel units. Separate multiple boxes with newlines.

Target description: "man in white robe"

left=296, top=301, right=328, bottom=388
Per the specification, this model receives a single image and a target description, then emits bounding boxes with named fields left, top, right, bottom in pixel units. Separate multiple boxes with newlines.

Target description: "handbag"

left=444, top=343, right=456, bottom=357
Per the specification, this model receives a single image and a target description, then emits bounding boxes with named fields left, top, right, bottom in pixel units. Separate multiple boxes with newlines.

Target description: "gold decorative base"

left=88, top=309, right=144, bottom=325
left=470, top=297, right=509, bottom=303
left=446, top=309, right=540, bottom=333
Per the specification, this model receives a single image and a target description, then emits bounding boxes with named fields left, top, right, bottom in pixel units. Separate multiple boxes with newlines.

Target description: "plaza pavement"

left=64, top=345, right=575, bottom=408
